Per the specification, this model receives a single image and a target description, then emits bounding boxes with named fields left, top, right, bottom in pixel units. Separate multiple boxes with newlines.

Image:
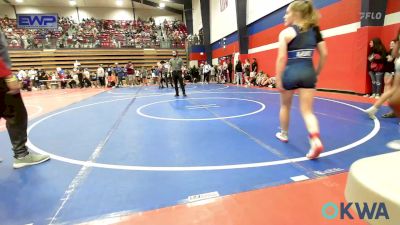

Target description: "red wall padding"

left=211, top=0, right=399, bottom=94
left=212, top=42, right=239, bottom=59
left=190, top=53, right=207, bottom=61
left=387, top=0, right=400, bottom=14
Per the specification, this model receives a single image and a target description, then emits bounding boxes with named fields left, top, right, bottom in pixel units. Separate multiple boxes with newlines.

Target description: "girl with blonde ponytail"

left=275, top=0, right=328, bottom=159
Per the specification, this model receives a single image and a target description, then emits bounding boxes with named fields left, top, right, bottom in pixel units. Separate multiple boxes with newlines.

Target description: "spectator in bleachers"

left=1, top=16, right=187, bottom=49
left=141, top=67, right=148, bottom=86
left=83, top=68, right=92, bottom=87
left=68, top=70, right=77, bottom=88
left=114, top=63, right=125, bottom=87
left=77, top=68, right=84, bottom=88
left=203, top=62, right=211, bottom=84
left=107, top=72, right=117, bottom=88
left=97, top=64, right=105, bottom=87
left=16, top=68, right=27, bottom=81
left=125, top=61, right=135, bottom=86
left=244, top=59, right=251, bottom=87
left=57, top=67, right=67, bottom=89
left=90, top=71, right=99, bottom=88
left=210, top=65, right=216, bottom=83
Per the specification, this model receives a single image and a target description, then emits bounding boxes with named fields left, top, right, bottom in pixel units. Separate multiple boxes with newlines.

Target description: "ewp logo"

left=17, top=14, right=58, bottom=29
left=322, top=202, right=389, bottom=220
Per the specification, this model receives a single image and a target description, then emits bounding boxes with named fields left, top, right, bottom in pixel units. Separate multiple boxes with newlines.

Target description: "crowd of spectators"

left=13, top=56, right=277, bottom=91
left=0, top=16, right=188, bottom=49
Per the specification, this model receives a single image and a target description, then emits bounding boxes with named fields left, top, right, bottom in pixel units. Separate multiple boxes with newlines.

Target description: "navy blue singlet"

left=282, top=25, right=323, bottom=90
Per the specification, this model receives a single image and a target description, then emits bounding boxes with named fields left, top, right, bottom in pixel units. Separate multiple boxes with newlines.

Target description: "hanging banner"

left=17, top=14, right=58, bottom=29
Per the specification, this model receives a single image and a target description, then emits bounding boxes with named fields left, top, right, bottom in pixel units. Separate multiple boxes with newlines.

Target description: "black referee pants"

left=172, top=71, right=185, bottom=96
left=0, top=79, right=29, bottom=158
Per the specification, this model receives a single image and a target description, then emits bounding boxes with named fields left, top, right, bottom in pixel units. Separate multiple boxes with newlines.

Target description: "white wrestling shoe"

left=386, top=140, right=400, bottom=151
left=363, top=106, right=378, bottom=120
left=276, top=131, right=289, bottom=143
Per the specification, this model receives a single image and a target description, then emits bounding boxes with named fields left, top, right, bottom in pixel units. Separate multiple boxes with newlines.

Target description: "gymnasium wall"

left=0, top=5, right=181, bottom=23
left=0, top=4, right=16, bottom=18
left=209, top=0, right=237, bottom=43
left=192, top=0, right=203, bottom=35
left=204, top=0, right=400, bottom=94
left=208, top=0, right=293, bottom=43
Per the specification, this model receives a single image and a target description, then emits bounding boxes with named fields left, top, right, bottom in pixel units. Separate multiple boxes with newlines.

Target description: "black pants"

left=204, top=72, right=210, bottom=83
left=0, top=79, right=29, bottom=158
left=83, top=78, right=92, bottom=87
left=78, top=74, right=84, bottom=88
left=117, top=76, right=124, bottom=86
left=162, top=75, right=169, bottom=88
left=172, top=71, right=185, bottom=95
left=69, top=80, right=77, bottom=88
left=98, top=77, right=105, bottom=87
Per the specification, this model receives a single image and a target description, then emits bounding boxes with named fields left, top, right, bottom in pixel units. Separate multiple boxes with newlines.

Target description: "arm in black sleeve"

left=314, top=26, right=323, bottom=43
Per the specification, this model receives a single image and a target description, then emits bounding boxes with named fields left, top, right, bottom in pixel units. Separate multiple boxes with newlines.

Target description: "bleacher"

left=8, top=48, right=187, bottom=72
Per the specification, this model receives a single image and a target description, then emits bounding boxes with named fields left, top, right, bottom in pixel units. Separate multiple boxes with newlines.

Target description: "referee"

left=169, top=50, right=186, bottom=97
left=0, top=31, right=50, bottom=169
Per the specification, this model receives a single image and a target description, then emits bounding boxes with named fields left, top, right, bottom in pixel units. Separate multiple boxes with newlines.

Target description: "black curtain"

left=184, top=1, right=193, bottom=35
left=200, top=0, right=211, bottom=64
left=235, top=0, right=248, bottom=55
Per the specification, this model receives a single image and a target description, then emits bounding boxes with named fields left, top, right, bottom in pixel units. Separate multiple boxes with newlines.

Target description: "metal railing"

left=7, top=37, right=186, bottom=50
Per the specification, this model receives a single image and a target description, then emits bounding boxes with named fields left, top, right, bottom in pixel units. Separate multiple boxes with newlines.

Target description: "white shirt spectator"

left=203, top=64, right=211, bottom=74
left=17, top=70, right=27, bottom=80
left=83, top=70, right=90, bottom=79
left=210, top=66, right=216, bottom=76
left=97, top=67, right=105, bottom=77
left=28, top=69, right=37, bottom=80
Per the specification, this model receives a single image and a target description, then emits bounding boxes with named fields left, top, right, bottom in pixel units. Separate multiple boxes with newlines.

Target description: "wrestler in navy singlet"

left=282, top=25, right=323, bottom=90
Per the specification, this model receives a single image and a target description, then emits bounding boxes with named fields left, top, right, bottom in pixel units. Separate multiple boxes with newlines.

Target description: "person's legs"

left=172, top=71, right=179, bottom=96
left=165, top=75, right=169, bottom=88
left=130, top=75, right=135, bottom=86
left=1, top=90, right=50, bottom=168
left=204, top=72, right=209, bottom=84
left=169, top=76, right=174, bottom=88
left=100, top=77, right=105, bottom=87
left=298, top=88, right=323, bottom=159
left=384, top=73, right=393, bottom=92
left=375, top=72, right=384, bottom=97
left=298, top=88, right=319, bottom=134
left=245, top=76, right=250, bottom=86
left=365, top=74, right=400, bottom=119
left=178, top=71, right=186, bottom=96
left=276, top=90, right=294, bottom=142
left=368, top=71, right=377, bottom=97
left=3, top=93, right=29, bottom=159
left=79, top=76, right=84, bottom=88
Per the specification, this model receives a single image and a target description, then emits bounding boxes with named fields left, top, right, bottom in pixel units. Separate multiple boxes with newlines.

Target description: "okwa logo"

left=322, top=202, right=389, bottom=220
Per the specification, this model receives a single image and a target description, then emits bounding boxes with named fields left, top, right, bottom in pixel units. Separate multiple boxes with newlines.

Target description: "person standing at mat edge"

left=0, top=31, right=50, bottom=168
left=169, top=50, right=186, bottom=97
left=275, top=0, right=328, bottom=159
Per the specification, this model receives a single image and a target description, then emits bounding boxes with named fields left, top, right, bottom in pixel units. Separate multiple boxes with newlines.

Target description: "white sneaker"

left=363, top=106, right=378, bottom=119
left=276, top=132, right=289, bottom=143
left=386, top=140, right=400, bottom=151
